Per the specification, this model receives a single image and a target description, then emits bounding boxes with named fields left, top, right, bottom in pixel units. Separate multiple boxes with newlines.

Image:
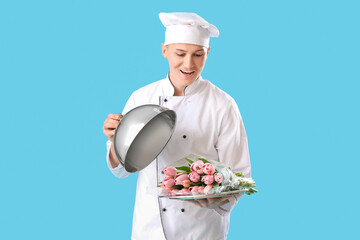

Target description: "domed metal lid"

left=113, top=104, right=176, bottom=173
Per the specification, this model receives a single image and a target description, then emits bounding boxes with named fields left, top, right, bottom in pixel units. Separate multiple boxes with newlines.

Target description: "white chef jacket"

left=106, top=75, right=251, bottom=240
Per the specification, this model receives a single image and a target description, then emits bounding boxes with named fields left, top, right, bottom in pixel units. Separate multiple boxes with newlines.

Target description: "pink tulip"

left=189, top=186, right=199, bottom=194
left=201, top=174, right=214, bottom=185
left=178, top=188, right=191, bottom=195
left=203, top=163, right=215, bottom=175
left=175, top=173, right=189, bottom=185
left=168, top=189, right=179, bottom=196
left=214, top=173, right=223, bottom=183
left=161, top=185, right=170, bottom=191
left=162, top=176, right=175, bottom=188
left=188, top=172, right=200, bottom=182
left=163, top=166, right=177, bottom=177
left=182, top=180, right=191, bottom=188
left=190, top=160, right=204, bottom=174
left=163, top=176, right=172, bottom=182
left=175, top=173, right=184, bottom=179
left=204, top=185, right=213, bottom=194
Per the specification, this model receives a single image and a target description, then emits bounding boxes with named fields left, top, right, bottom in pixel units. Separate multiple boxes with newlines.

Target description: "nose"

left=183, top=55, right=195, bottom=69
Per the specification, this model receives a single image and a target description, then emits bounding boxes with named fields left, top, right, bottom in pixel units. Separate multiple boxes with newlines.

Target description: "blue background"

left=1, top=0, right=359, bottom=239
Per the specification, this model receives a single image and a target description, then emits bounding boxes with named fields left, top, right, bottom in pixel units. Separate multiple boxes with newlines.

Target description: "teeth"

left=181, top=70, right=194, bottom=74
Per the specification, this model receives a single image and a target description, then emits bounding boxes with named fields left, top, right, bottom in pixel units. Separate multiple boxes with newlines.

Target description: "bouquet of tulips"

left=158, top=154, right=257, bottom=197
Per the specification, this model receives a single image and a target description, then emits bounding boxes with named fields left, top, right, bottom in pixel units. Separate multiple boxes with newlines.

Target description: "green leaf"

left=235, top=172, right=243, bottom=177
left=246, top=188, right=258, bottom=195
left=185, top=158, right=194, bottom=164
left=198, top=157, right=210, bottom=163
left=189, top=181, right=205, bottom=186
left=175, top=166, right=191, bottom=173
left=172, top=185, right=184, bottom=190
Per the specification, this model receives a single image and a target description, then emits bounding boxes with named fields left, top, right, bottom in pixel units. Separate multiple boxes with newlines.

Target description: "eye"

left=176, top=53, right=185, bottom=57
left=194, top=52, right=204, bottom=57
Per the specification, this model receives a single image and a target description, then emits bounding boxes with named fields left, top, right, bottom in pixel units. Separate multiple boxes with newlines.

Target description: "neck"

left=174, top=88, right=185, bottom=96
left=168, top=73, right=186, bottom=96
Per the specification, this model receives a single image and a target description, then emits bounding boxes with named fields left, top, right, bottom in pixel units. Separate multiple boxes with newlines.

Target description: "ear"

left=161, top=43, right=168, bottom=58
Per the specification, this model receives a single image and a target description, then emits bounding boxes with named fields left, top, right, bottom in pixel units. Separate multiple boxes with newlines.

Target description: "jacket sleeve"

left=214, top=193, right=245, bottom=216
left=106, top=140, right=130, bottom=178
left=105, top=93, right=137, bottom=178
left=214, top=98, right=251, bottom=215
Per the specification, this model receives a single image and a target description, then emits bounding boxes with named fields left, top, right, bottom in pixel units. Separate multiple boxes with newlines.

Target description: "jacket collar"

left=162, top=73, right=202, bottom=96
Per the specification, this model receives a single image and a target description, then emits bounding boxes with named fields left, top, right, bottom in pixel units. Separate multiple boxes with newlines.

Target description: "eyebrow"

left=176, top=49, right=204, bottom=52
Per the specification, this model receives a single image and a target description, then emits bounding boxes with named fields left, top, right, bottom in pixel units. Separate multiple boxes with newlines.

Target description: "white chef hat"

left=159, top=12, right=219, bottom=48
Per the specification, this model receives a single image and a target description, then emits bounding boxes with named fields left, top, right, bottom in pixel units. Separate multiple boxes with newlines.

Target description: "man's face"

left=161, top=43, right=210, bottom=88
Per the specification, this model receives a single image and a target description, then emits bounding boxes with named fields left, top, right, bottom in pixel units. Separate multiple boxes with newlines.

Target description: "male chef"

left=103, top=12, right=251, bottom=240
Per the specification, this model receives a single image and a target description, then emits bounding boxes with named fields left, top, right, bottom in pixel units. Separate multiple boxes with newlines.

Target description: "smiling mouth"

left=180, top=69, right=195, bottom=76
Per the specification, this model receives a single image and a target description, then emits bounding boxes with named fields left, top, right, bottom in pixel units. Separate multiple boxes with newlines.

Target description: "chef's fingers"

left=103, top=125, right=116, bottom=134
left=108, top=113, right=122, bottom=120
left=103, top=119, right=120, bottom=129
left=109, top=129, right=116, bottom=142
left=103, top=130, right=116, bottom=142
left=204, top=198, right=218, bottom=208
left=207, top=196, right=231, bottom=203
left=217, top=198, right=230, bottom=206
left=233, top=192, right=245, bottom=199
left=103, top=122, right=117, bottom=140
left=187, top=200, right=202, bottom=207
left=205, top=196, right=232, bottom=209
left=194, top=199, right=209, bottom=208
left=103, top=128, right=115, bottom=138
left=219, top=196, right=232, bottom=201
left=103, top=114, right=122, bottom=141
left=216, top=196, right=232, bottom=207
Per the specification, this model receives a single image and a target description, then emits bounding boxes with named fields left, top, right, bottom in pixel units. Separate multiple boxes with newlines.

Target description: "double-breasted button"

left=164, top=99, right=168, bottom=102
left=162, top=208, right=166, bottom=212
left=181, top=208, right=185, bottom=212
left=183, top=135, right=187, bottom=139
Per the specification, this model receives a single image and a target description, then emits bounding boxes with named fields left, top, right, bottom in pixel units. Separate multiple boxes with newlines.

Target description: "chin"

left=181, top=77, right=196, bottom=84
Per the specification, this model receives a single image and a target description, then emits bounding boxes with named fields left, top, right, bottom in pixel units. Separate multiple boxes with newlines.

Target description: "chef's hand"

left=103, top=113, right=123, bottom=168
left=187, top=196, right=232, bottom=209
left=103, top=113, right=122, bottom=142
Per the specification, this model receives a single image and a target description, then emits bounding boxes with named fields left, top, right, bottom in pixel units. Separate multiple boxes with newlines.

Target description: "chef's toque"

left=159, top=12, right=219, bottom=48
